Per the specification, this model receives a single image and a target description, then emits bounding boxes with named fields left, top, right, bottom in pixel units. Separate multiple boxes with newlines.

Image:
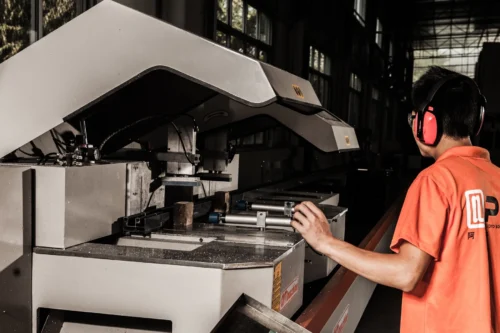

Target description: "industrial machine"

left=0, top=1, right=359, bottom=333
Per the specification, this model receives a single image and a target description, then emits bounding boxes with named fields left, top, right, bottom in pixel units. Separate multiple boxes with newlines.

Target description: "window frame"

left=348, top=73, right=363, bottom=127
left=215, top=0, right=272, bottom=62
left=353, top=0, right=366, bottom=27
left=375, top=18, right=383, bottom=48
left=308, top=46, right=332, bottom=108
left=36, top=0, right=94, bottom=39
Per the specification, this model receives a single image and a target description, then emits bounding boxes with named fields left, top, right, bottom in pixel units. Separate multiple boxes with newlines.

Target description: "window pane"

left=230, top=36, right=244, bottom=53
left=217, top=0, right=228, bottom=24
left=242, top=134, right=255, bottom=145
left=376, top=19, right=383, bottom=48
left=246, top=5, right=257, bottom=38
left=314, top=49, right=319, bottom=70
left=216, top=30, right=227, bottom=46
left=320, top=53, right=325, bottom=73
left=310, top=73, right=319, bottom=92
left=309, top=46, right=314, bottom=68
left=259, top=50, right=267, bottom=62
left=0, top=1, right=32, bottom=63
left=231, top=0, right=243, bottom=31
left=246, top=44, right=257, bottom=58
left=350, top=73, right=360, bottom=90
left=43, top=0, right=77, bottom=36
left=360, top=0, right=366, bottom=19
left=324, top=55, right=331, bottom=75
left=255, top=132, right=264, bottom=144
left=354, top=0, right=366, bottom=24
left=258, top=12, right=271, bottom=44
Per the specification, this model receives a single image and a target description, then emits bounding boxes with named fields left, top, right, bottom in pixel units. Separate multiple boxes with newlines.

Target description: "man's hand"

left=293, top=201, right=433, bottom=292
left=292, top=201, right=334, bottom=254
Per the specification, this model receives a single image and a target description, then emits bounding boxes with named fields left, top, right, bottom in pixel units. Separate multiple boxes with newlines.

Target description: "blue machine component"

left=235, top=200, right=249, bottom=210
left=208, top=212, right=221, bottom=224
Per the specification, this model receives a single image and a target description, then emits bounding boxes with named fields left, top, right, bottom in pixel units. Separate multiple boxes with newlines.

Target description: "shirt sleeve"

left=390, top=175, right=449, bottom=261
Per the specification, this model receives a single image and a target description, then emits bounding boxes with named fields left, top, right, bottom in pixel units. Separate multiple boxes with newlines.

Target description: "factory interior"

left=1, top=0, right=499, bottom=332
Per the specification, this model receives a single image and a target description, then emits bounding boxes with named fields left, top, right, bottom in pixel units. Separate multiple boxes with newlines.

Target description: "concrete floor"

left=355, top=285, right=402, bottom=333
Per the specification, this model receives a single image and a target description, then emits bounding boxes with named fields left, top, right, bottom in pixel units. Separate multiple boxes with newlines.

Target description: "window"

left=353, top=0, right=366, bottom=26
left=216, top=0, right=272, bottom=62
left=1, top=0, right=93, bottom=64
left=308, top=46, right=332, bottom=108
left=43, top=0, right=78, bottom=36
left=350, top=73, right=362, bottom=92
left=375, top=18, right=383, bottom=48
left=348, top=73, right=362, bottom=127
left=0, top=1, right=31, bottom=63
left=389, top=40, right=394, bottom=59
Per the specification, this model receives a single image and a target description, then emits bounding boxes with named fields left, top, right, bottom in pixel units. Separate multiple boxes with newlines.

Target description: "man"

left=293, top=66, right=499, bottom=333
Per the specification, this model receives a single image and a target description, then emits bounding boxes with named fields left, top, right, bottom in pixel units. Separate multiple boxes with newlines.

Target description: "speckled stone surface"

left=34, top=224, right=304, bottom=269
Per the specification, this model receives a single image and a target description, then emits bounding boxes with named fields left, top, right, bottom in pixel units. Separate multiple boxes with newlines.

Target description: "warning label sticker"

left=333, top=305, right=349, bottom=333
left=271, top=262, right=282, bottom=311
left=280, top=276, right=299, bottom=310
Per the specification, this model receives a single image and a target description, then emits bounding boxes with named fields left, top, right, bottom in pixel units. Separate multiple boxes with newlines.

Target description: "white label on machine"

left=333, top=304, right=349, bottom=333
left=280, top=276, right=299, bottom=310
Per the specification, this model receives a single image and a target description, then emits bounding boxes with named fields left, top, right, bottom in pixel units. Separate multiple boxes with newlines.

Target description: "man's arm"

left=292, top=202, right=433, bottom=293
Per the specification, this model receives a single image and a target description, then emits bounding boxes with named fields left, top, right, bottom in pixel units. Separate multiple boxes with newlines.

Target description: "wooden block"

left=173, top=201, right=194, bottom=227
left=213, top=191, right=230, bottom=213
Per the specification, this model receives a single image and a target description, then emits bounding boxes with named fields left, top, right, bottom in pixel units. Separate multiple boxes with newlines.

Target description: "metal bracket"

left=162, top=176, right=201, bottom=187
left=155, top=152, right=200, bottom=164
left=256, top=211, right=267, bottom=229
left=197, top=173, right=232, bottom=182
left=284, top=201, right=295, bottom=217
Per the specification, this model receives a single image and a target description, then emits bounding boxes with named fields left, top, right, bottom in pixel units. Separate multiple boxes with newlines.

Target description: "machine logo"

left=292, top=84, right=304, bottom=99
left=465, top=189, right=499, bottom=229
left=280, top=277, right=299, bottom=310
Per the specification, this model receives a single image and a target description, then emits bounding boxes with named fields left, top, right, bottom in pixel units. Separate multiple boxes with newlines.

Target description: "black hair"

left=412, top=66, right=479, bottom=139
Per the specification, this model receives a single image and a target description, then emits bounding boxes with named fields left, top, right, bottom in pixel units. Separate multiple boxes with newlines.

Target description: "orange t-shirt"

left=391, top=146, right=500, bottom=333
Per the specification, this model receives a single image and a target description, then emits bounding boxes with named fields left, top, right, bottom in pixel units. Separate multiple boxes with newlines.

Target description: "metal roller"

left=208, top=212, right=291, bottom=227
left=250, top=203, right=289, bottom=213
left=235, top=200, right=295, bottom=217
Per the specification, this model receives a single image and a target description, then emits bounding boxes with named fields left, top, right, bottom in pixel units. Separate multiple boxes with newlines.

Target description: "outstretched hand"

left=292, top=201, right=335, bottom=254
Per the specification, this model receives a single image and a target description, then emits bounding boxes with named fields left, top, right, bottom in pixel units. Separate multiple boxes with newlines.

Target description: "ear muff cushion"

left=422, top=111, right=438, bottom=145
left=413, top=112, right=419, bottom=136
left=475, top=105, right=485, bottom=136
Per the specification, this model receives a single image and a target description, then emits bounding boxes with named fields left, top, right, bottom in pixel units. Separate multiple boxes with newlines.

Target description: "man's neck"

left=431, top=136, right=472, bottom=160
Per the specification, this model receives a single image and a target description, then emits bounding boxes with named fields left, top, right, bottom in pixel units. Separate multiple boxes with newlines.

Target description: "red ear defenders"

left=413, top=75, right=487, bottom=146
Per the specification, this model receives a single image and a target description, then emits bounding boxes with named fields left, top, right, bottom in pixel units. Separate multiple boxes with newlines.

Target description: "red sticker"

left=333, top=305, right=349, bottom=333
left=280, top=277, right=299, bottom=310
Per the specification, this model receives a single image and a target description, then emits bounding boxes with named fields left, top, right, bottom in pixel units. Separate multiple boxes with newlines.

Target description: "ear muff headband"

left=415, top=75, right=486, bottom=145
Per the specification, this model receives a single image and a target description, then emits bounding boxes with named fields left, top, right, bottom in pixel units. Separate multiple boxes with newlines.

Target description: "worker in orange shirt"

left=293, top=66, right=499, bottom=333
